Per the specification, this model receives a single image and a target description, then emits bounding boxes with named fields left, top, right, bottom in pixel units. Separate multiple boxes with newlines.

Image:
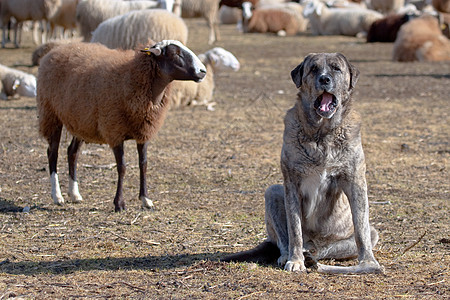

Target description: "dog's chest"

left=287, top=140, right=345, bottom=226
left=300, top=168, right=330, bottom=217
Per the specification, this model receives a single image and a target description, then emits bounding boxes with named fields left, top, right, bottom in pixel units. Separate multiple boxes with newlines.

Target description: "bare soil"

left=0, top=19, right=449, bottom=299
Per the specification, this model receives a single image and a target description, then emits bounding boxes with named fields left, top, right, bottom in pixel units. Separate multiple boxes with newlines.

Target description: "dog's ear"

left=291, top=56, right=309, bottom=89
left=291, top=63, right=303, bottom=88
left=337, top=53, right=360, bottom=91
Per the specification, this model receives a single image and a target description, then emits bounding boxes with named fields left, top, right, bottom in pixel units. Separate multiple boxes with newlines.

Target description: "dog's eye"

left=331, top=65, right=341, bottom=72
left=310, top=65, right=319, bottom=73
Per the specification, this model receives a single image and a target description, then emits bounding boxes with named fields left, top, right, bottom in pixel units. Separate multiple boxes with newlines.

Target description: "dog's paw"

left=359, top=260, right=385, bottom=274
left=284, top=260, right=307, bottom=272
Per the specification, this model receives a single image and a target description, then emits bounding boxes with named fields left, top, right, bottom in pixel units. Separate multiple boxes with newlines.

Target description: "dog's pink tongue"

left=320, top=93, right=333, bottom=112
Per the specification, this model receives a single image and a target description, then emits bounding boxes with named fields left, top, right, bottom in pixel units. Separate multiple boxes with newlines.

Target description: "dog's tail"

left=221, top=241, right=280, bottom=264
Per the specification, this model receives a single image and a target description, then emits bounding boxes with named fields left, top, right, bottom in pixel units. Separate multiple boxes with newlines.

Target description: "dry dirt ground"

left=0, top=19, right=449, bottom=299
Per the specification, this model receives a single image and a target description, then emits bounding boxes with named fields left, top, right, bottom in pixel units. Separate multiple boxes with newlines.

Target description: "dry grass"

left=0, top=19, right=448, bottom=299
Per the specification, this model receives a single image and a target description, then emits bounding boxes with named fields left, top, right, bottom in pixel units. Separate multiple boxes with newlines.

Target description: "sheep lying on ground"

left=36, top=40, right=206, bottom=212
left=90, top=9, right=188, bottom=49
left=432, top=0, right=450, bottom=13
left=31, top=39, right=79, bottom=66
left=180, top=0, right=220, bottom=44
left=241, top=1, right=302, bottom=36
left=1, top=0, right=62, bottom=48
left=367, top=12, right=417, bottom=42
left=392, top=14, right=450, bottom=61
left=219, top=6, right=241, bottom=24
left=76, top=0, right=160, bottom=41
left=219, top=0, right=260, bottom=24
left=303, top=0, right=382, bottom=36
left=170, top=47, right=240, bottom=110
left=368, top=0, right=405, bottom=14
left=257, top=2, right=309, bottom=32
left=220, top=0, right=259, bottom=7
left=0, top=64, right=37, bottom=99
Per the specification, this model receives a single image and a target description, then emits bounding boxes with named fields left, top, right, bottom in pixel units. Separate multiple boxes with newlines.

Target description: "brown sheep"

left=367, top=13, right=416, bottom=43
left=392, top=15, right=450, bottom=62
left=37, top=40, right=206, bottom=212
left=242, top=2, right=300, bottom=36
left=219, top=0, right=259, bottom=7
left=31, top=40, right=67, bottom=66
left=432, top=0, right=450, bottom=13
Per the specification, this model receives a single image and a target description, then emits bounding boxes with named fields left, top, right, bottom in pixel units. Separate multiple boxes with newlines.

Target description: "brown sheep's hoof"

left=114, top=204, right=126, bottom=212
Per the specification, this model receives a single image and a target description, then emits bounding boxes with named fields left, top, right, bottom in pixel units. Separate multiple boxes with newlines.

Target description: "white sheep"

left=392, top=14, right=450, bottom=61
left=303, top=0, right=383, bottom=36
left=180, top=0, right=221, bottom=45
left=76, top=0, right=160, bottom=41
left=36, top=40, right=206, bottom=212
left=90, top=9, right=188, bottom=50
left=0, top=64, right=37, bottom=99
left=170, top=47, right=240, bottom=110
left=1, top=0, right=62, bottom=48
left=241, top=1, right=308, bottom=36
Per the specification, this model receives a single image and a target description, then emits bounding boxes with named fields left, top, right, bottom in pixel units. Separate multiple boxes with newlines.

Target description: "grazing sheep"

left=303, top=0, right=383, bottom=36
left=241, top=2, right=302, bottom=36
left=1, top=0, right=62, bottom=48
left=170, top=47, right=240, bottom=110
left=36, top=40, right=206, bottom=212
left=76, top=0, right=160, bottom=41
left=367, top=12, right=417, bottom=42
left=392, top=14, right=450, bottom=61
left=90, top=9, right=188, bottom=50
left=0, top=64, right=37, bottom=99
left=367, top=0, right=405, bottom=14
left=432, top=0, right=450, bottom=13
left=180, top=0, right=220, bottom=45
left=48, top=0, right=79, bottom=39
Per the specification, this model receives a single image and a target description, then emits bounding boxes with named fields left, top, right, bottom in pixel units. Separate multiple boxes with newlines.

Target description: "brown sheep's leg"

left=137, top=142, right=154, bottom=210
left=67, top=137, right=84, bottom=203
left=47, top=124, right=64, bottom=205
left=113, top=143, right=126, bottom=212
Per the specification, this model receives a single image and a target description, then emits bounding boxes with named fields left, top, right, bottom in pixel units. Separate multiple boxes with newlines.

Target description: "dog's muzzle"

left=314, top=92, right=337, bottom=119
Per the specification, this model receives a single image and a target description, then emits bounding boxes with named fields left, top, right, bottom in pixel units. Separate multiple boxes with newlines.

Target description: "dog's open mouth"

left=315, top=92, right=337, bottom=118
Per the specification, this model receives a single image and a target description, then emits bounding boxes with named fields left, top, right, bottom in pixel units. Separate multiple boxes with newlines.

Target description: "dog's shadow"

left=0, top=198, right=49, bottom=214
left=0, top=252, right=240, bottom=275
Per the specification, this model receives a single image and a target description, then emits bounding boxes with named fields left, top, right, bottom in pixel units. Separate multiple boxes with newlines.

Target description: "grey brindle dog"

left=224, top=53, right=383, bottom=274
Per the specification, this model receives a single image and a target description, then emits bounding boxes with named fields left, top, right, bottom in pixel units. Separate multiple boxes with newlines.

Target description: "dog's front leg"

left=283, top=181, right=306, bottom=272
left=344, top=165, right=383, bottom=273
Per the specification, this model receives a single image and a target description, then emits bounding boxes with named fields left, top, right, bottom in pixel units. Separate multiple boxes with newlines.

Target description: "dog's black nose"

left=319, top=74, right=332, bottom=85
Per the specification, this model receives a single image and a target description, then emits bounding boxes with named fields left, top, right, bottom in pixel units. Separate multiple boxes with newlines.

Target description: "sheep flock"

left=0, top=0, right=449, bottom=210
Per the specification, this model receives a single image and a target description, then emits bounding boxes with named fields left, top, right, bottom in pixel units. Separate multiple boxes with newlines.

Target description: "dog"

left=223, top=53, right=383, bottom=274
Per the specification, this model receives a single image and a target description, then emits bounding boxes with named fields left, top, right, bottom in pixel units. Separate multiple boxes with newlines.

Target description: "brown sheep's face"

left=143, top=40, right=207, bottom=83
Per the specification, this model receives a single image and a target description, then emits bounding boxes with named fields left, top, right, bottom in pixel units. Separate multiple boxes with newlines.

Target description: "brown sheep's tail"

left=221, top=241, right=280, bottom=264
